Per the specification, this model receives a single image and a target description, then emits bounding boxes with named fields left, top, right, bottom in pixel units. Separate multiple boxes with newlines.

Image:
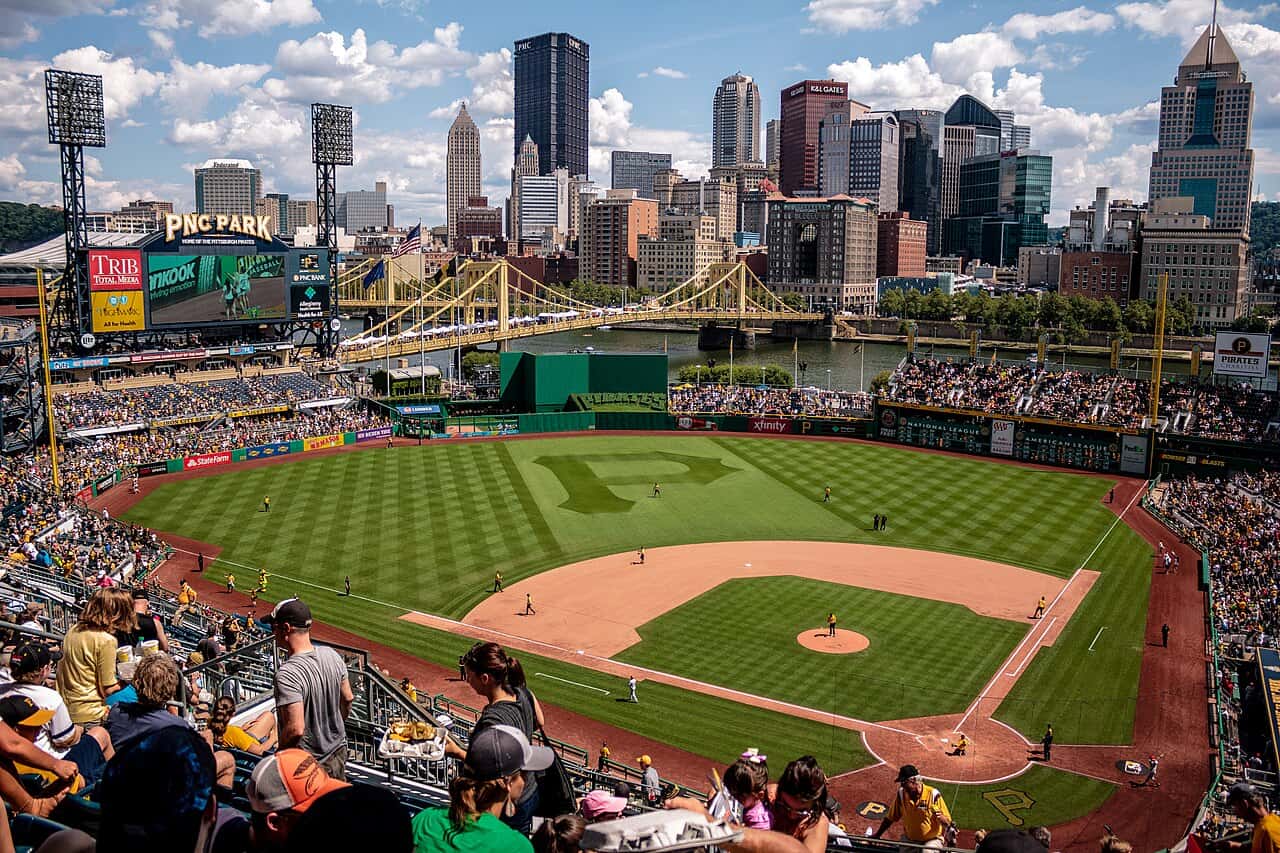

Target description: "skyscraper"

left=514, top=32, right=589, bottom=178
left=447, top=103, right=481, bottom=248
left=508, top=135, right=539, bottom=242
left=611, top=151, right=672, bottom=199
left=779, top=80, right=849, bottom=196
left=817, top=103, right=900, bottom=212
left=1148, top=24, right=1254, bottom=234
left=713, top=73, right=761, bottom=168
left=765, top=119, right=781, bottom=181
left=941, top=95, right=1001, bottom=225
left=896, top=109, right=943, bottom=255
left=337, top=181, right=388, bottom=233
left=194, top=160, right=261, bottom=216
left=945, top=150, right=1052, bottom=265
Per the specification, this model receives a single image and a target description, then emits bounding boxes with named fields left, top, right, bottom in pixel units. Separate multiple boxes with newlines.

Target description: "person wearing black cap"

left=872, top=764, right=952, bottom=849
left=118, top=588, right=169, bottom=653
left=0, top=642, right=112, bottom=786
left=1215, top=782, right=1280, bottom=853
left=267, top=597, right=353, bottom=781
left=411, top=724, right=553, bottom=853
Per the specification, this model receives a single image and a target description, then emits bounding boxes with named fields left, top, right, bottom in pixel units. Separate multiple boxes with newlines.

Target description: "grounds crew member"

left=872, top=764, right=953, bottom=849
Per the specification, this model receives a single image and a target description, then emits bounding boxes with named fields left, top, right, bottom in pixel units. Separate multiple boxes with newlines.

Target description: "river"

left=342, top=320, right=1211, bottom=393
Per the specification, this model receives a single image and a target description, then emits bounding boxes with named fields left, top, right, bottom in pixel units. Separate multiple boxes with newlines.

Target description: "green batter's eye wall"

left=500, top=352, right=669, bottom=413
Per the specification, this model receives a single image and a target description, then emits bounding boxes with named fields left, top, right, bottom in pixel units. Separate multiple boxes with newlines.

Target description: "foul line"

left=1007, top=617, right=1057, bottom=677
left=535, top=673, right=610, bottom=695
left=1088, top=627, right=1107, bottom=652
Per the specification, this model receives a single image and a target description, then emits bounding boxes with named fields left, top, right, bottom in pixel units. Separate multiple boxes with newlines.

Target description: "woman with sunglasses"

left=765, top=756, right=832, bottom=852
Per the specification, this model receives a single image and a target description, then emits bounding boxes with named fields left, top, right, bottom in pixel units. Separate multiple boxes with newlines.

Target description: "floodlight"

left=312, top=103, right=353, bottom=166
left=45, top=70, right=106, bottom=148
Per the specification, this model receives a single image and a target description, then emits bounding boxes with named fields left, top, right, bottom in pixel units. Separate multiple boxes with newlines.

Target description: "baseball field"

left=120, top=434, right=1163, bottom=831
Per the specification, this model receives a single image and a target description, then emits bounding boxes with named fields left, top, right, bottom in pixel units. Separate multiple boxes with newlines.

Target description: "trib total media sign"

left=86, top=249, right=145, bottom=333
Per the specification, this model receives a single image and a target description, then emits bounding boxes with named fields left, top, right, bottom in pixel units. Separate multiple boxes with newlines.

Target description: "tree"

left=1091, top=297, right=1123, bottom=332
left=1165, top=297, right=1198, bottom=336
left=878, top=288, right=907, bottom=318
left=676, top=364, right=792, bottom=386
left=462, top=351, right=499, bottom=379
left=0, top=203, right=64, bottom=253
left=779, top=292, right=807, bottom=311
left=869, top=369, right=893, bottom=394
left=1037, top=293, right=1069, bottom=329
left=1231, top=314, right=1270, bottom=333
left=996, top=296, right=1036, bottom=339
left=921, top=290, right=953, bottom=321
left=1122, top=299, right=1154, bottom=334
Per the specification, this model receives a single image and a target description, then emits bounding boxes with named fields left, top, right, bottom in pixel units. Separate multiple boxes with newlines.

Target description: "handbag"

left=533, top=725, right=576, bottom=818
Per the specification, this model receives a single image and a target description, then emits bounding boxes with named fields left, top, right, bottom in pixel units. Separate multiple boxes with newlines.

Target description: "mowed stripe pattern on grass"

left=615, top=577, right=1028, bottom=721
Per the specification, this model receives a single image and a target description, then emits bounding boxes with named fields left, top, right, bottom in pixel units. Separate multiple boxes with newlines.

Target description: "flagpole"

left=729, top=335, right=734, bottom=386
left=793, top=337, right=798, bottom=388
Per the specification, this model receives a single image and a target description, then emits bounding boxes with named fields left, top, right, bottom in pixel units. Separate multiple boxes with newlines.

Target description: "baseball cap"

left=8, top=642, right=61, bottom=677
left=637, top=755, right=652, bottom=766
left=248, top=749, right=350, bottom=815
left=263, top=597, right=313, bottom=629
left=5, top=600, right=25, bottom=614
left=463, top=724, right=555, bottom=782
left=1227, top=782, right=1258, bottom=803
left=581, top=789, right=629, bottom=820
left=896, top=764, right=921, bottom=783
left=0, top=695, right=54, bottom=727
left=131, top=588, right=150, bottom=600
left=97, top=727, right=216, bottom=850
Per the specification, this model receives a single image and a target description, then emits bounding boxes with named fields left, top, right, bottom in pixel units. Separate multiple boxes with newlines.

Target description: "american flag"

left=392, top=222, right=421, bottom=258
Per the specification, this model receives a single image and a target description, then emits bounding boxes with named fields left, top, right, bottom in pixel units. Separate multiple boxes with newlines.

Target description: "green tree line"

left=0, top=202, right=64, bottom=252
left=675, top=363, right=793, bottom=386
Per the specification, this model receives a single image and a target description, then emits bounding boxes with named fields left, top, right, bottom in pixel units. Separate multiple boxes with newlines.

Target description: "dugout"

left=499, top=352, right=667, bottom=412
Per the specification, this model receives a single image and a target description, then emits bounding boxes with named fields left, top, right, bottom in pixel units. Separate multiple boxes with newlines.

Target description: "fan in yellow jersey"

left=872, top=764, right=953, bottom=849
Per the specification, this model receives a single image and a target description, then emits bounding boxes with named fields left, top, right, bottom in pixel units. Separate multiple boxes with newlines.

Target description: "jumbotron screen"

left=147, top=253, right=286, bottom=326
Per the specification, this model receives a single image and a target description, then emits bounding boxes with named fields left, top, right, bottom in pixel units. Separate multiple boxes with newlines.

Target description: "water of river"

left=342, top=319, right=1213, bottom=393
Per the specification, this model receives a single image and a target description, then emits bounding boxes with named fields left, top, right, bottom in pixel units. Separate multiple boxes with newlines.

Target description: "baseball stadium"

left=0, top=74, right=1273, bottom=853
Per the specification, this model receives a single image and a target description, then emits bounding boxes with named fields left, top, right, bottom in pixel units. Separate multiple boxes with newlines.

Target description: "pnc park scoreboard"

left=78, top=213, right=331, bottom=339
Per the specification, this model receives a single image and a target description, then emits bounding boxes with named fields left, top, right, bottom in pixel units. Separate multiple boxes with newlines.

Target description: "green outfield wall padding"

left=166, top=459, right=183, bottom=473
left=288, top=441, right=304, bottom=453
left=588, top=353, right=667, bottom=393
left=343, top=432, right=356, bottom=444
left=516, top=411, right=596, bottom=434
left=232, top=449, right=247, bottom=462
left=595, top=411, right=677, bottom=431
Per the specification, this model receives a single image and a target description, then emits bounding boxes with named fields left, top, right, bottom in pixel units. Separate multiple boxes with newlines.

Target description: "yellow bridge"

left=336, top=258, right=827, bottom=363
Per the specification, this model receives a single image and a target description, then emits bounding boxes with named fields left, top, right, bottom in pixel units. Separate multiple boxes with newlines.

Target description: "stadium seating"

left=669, top=385, right=872, bottom=418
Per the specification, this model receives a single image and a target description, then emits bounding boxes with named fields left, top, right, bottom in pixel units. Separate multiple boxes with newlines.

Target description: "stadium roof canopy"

left=0, top=232, right=150, bottom=271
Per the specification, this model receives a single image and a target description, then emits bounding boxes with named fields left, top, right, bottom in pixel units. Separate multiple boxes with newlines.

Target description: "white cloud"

left=827, top=54, right=965, bottom=111
left=930, top=32, right=1024, bottom=84
left=169, top=95, right=304, bottom=156
left=0, top=20, right=38, bottom=48
left=0, top=0, right=116, bottom=48
left=805, top=0, right=938, bottom=32
left=264, top=25, right=471, bottom=104
left=159, top=59, right=269, bottom=116
left=1115, top=0, right=1273, bottom=40
left=590, top=88, right=633, bottom=147
left=0, top=153, right=27, bottom=191
left=147, top=0, right=320, bottom=37
left=585, top=87, right=709, bottom=186
left=1002, top=7, right=1115, bottom=40
left=650, top=66, right=687, bottom=79
left=148, top=30, right=175, bottom=53
left=464, top=48, right=513, bottom=114
left=0, top=59, right=46, bottom=139
left=52, top=46, right=164, bottom=120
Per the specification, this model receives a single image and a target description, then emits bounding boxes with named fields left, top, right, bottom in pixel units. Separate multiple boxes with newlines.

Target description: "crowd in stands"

left=54, top=372, right=339, bottom=430
left=884, top=356, right=1280, bottom=441
left=668, top=385, right=872, bottom=418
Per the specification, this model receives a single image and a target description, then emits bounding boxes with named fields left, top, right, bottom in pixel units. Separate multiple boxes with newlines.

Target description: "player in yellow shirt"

left=827, top=612, right=837, bottom=637
left=1217, top=782, right=1280, bottom=853
left=872, top=764, right=952, bottom=848
left=597, top=742, right=610, bottom=772
left=1033, top=595, right=1047, bottom=619
left=226, top=572, right=235, bottom=594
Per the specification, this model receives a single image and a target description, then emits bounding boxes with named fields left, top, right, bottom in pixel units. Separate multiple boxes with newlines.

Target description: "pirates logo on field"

left=856, top=801, right=888, bottom=818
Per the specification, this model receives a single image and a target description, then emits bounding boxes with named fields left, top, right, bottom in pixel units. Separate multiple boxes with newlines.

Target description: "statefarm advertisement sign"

left=184, top=451, right=231, bottom=470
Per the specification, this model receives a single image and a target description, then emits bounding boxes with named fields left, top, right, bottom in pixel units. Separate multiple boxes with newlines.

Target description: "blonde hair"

left=447, top=771, right=516, bottom=830
left=77, top=588, right=137, bottom=634
left=132, top=653, right=180, bottom=706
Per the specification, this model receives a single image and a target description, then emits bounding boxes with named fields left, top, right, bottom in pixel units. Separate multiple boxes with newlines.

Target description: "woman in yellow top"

left=206, top=696, right=278, bottom=755
left=55, top=588, right=135, bottom=724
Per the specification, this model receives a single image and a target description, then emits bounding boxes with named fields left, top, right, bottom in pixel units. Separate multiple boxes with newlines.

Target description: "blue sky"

left=1, top=0, right=1276, bottom=227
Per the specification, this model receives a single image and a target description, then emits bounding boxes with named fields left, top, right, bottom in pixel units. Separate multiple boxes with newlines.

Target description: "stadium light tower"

left=45, top=69, right=106, bottom=342
left=312, top=103, right=352, bottom=356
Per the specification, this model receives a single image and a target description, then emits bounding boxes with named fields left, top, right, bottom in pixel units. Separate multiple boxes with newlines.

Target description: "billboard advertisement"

left=136, top=461, right=169, bottom=477
left=355, top=426, right=393, bottom=442
left=245, top=442, right=291, bottom=460
left=88, top=250, right=144, bottom=291
left=89, top=249, right=146, bottom=332
left=990, top=419, right=1015, bottom=456
left=183, top=451, right=231, bottom=470
left=287, top=250, right=331, bottom=320
left=147, top=253, right=286, bottom=326
left=748, top=417, right=793, bottom=434
left=303, top=434, right=344, bottom=451
left=1213, top=332, right=1271, bottom=379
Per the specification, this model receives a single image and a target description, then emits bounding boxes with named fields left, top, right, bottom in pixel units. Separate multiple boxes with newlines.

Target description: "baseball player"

left=1033, top=596, right=1047, bottom=619
left=1143, top=756, right=1160, bottom=787
left=823, top=486, right=831, bottom=503
left=652, top=482, right=661, bottom=498
left=492, top=571, right=503, bottom=593
left=226, top=573, right=235, bottom=594
left=524, top=593, right=535, bottom=615
left=827, top=612, right=837, bottom=637
left=262, top=495, right=270, bottom=513
left=638, top=547, right=645, bottom=565
left=344, top=575, right=351, bottom=596
left=627, top=676, right=638, bottom=703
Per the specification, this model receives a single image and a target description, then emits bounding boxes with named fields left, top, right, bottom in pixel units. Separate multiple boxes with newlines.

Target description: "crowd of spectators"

left=54, top=372, right=339, bottom=430
left=888, top=359, right=1032, bottom=414
left=1174, top=384, right=1279, bottom=442
left=668, top=385, right=872, bottom=418
left=1022, top=370, right=1111, bottom=423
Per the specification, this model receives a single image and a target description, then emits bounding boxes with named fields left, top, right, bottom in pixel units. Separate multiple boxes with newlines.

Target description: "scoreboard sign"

left=1213, top=332, right=1271, bottom=379
left=88, top=249, right=146, bottom=332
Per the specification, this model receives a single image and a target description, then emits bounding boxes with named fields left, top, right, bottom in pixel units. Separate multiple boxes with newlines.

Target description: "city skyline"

left=0, top=0, right=1277, bottom=228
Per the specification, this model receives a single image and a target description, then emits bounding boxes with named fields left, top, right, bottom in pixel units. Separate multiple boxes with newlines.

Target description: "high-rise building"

left=194, top=160, right=261, bottom=216
left=1011, top=124, right=1031, bottom=149
left=456, top=196, right=504, bottom=254
left=668, top=177, right=737, bottom=243
left=1148, top=24, right=1254, bottom=234
left=877, top=212, right=927, bottom=278
left=817, top=100, right=859, bottom=198
left=508, top=135, right=540, bottom=242
left=637, top=212, right=734, bottom=291
left=765, top=119, right=781, bottom=182
left=611, top=151, right=671, bottom=200
left=945, top=150, right=1052, bottom=265
left=568, top=175, right=600, bottom=245
left=518, top=169, right=571, bottom=244
left=338, top=181, right=389, bottom=233
left=710, top=162, right=769, bottom=233
left=116, top=199, right=173, bottom=230
left=779, top=79, right=849, bottom=196
left=1139, top=196, right=1248, bottom=327
left=580, top=192, right=658, bottom=286
left=447, top=103, right=482, bottom=248
left=896, top=109, right=944, bottom=256
left=941, top=96, right=1001, bottom=222
left=818, top=105, right=897, bottom=211
left=713, top=73, right=761, bottom=168
left=514, top=32, right=589, bottom=178
left=766, top=194, right=878, bottom=313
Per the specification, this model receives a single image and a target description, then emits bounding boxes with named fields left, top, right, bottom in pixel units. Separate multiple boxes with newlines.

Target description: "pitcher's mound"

left=797, top=628, right=870, bottom=654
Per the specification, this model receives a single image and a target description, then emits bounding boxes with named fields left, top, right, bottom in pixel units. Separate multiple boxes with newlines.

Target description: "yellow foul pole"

left=1149, top=272, right=1169, bottom=424
left=36, top=268, right=61, bottom=493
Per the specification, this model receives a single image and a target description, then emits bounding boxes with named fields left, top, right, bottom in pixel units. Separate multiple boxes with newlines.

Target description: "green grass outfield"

left=123, top=434, right=1152, bottom=826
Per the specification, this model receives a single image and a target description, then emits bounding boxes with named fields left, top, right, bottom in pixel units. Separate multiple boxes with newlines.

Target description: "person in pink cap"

left=580, top=789, right=628, bottom=822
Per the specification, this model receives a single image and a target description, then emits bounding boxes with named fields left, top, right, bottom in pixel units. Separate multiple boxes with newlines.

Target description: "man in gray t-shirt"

left=267, top=598, right=353, bottom=780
